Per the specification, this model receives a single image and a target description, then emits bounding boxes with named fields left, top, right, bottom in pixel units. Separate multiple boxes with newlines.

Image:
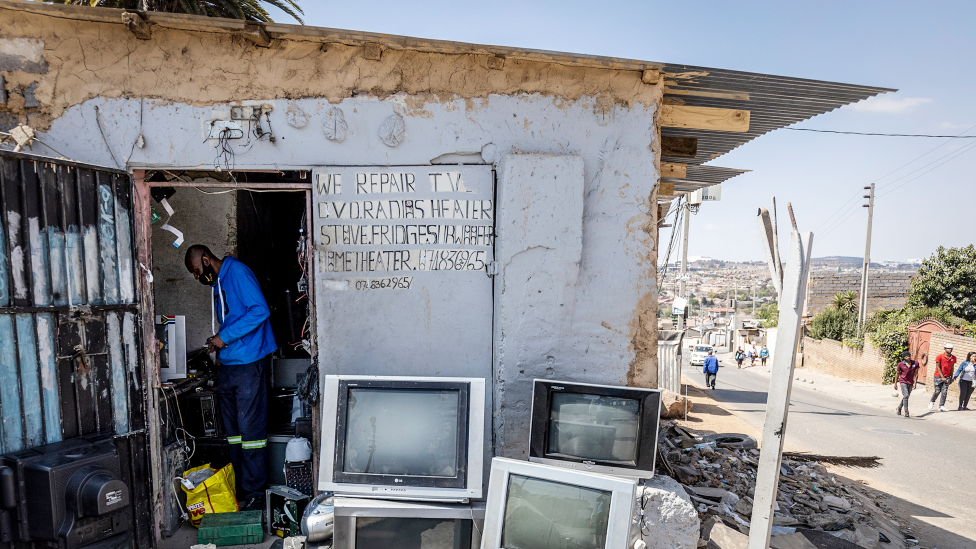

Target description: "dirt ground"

left=674, top=381, right=960, bottom=549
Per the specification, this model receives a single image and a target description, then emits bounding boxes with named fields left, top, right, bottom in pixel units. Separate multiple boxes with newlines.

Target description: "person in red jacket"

left=929, top=343, right=957, bottom=412
left=895, top=351, right=920, bottom=417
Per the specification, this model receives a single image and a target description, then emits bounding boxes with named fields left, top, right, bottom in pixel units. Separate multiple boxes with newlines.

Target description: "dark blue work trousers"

left=217, top=355, right=270, bottom=500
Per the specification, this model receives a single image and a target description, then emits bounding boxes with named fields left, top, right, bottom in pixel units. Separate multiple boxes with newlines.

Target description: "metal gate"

left=0, top=150, right=151, bottom=546
left=908, top=317, right=954, bottom=383
left=658, top=330, right=685, bottom=394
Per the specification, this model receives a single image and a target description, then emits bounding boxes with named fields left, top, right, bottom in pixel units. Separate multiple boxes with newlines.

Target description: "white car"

left=690, top=345, right=714, bottom=366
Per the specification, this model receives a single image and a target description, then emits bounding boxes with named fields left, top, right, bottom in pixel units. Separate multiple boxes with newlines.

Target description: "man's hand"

left=207, top=335, right=227, bottom=353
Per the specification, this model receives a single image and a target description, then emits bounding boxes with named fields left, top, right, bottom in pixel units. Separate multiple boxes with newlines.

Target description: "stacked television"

left=318, top=376, right=661, bottom=549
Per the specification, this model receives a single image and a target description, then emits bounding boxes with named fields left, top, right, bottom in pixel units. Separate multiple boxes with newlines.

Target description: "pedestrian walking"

left=895, top=351, right=920, bottom=418
left=760, top=346, right=770, bottom=366
left=703, top=350, right=719, bottom=390
left=749, top=348, right=757, bottom=366
left=953, top=351, right=976, bottom=411
left=928, top=343, right=957, bottom=412
left=735, top=347, right=745, bottom=369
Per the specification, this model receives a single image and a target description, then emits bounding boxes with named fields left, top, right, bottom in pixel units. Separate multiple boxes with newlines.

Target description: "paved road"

left=682, top=356, right=975, bottom=544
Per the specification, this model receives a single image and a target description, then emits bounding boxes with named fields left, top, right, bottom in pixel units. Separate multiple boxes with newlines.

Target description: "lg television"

left=481, top=457, right=636, bottom=549
left=529, top=379, right=661, bottom=478
left=319, top=376, right=485, bottom=502
left=333, top=497, right=484, bottom=549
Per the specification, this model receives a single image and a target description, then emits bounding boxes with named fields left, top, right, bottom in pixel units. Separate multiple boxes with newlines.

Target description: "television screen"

left=355, top=517, right=473, bottom=549
left=529, top=380, right=661, bottom=478
left=320, top=376, right=486, bottom=502
left=481, top=458, right=636, bottom=549
left=343, top=388, right=460, bottom=477
left=332, top=496, right=485, bottom=549
left=547, top=393, right=640, bottom=463
left=502, top=475, right=610, bottom=549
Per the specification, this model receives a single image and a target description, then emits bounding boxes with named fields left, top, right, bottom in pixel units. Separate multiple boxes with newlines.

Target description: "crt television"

left=319, top=376, right=485, bottom=502
left=481, top=457, right=636, bottom=549
left=529, top=379, right=661, bottom=478
left=333, top=497, right=484, bottom=549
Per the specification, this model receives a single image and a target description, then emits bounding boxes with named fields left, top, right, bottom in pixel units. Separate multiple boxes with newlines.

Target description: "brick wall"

left=804, top=272, right=915, bottom=318
left=801, top=336, right=888, bottom=384
left=925, top=332, right=976, bottom=405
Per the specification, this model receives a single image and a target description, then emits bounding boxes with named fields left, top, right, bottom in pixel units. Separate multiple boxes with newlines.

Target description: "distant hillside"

left=812, top=256, right=862, bottom=264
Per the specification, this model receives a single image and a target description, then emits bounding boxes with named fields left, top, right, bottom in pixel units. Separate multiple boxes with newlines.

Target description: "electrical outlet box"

left=206, top=120, right=243, bottom=139
left=230, top=106, right=267, bottom=120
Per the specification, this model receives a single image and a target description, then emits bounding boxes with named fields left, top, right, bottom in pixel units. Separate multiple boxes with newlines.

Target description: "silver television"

left=481, top=457, right=637, bottom=549
left=155, top=315, right=186, bottom=381
left=332, top=497, right=484, bottom=549
left=319, top=375, right=485, bottom=502
left=528, top=379, right=661, bottom=478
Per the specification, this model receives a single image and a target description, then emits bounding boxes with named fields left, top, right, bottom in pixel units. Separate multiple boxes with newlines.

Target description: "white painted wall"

left=38, top=92, right=660, bottom=460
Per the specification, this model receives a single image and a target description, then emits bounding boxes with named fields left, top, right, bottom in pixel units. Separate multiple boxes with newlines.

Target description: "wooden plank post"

left=748, top=231, right=813, bottom=549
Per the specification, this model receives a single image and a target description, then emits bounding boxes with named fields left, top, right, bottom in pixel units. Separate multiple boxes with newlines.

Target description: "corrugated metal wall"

left=0, top=150, right=144, bottom=451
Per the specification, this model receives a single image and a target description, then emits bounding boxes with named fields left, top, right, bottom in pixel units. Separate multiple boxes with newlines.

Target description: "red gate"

left=908, top=318, right=954, bottom=383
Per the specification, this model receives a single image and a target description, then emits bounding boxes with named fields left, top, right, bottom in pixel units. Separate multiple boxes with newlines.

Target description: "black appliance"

left=0, top=436, right=131, bottom=549
left=177, top=391, right=222, bottom=439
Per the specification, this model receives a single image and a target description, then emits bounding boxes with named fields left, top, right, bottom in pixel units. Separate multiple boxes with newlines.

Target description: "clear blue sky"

left=266, top=1, right=976, bottom=262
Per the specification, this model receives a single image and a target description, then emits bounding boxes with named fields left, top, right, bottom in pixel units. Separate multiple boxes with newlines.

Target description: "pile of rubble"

left=658, top=421, right=914, bottom=549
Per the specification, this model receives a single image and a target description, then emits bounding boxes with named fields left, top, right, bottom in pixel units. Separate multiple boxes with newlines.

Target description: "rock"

left=734, top=496, right=753, bottom=517
left=854, top=524, right=879, bottom=549
left=705, top=523, right=748, bottom=549
left=823, top=495, right=851, bottom=510
left=661, top=389, right=694, bottom=418
left=686, top=486, right=730, bottom=501
left=773, top=515, right=798, bottom=526
left=631, top=475, right=700, bottom=549
left=673, top=465, right=701, bottom=485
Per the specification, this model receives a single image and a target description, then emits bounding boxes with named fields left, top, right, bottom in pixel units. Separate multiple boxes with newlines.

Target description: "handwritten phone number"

left=355, top=277, right=413, bottom=290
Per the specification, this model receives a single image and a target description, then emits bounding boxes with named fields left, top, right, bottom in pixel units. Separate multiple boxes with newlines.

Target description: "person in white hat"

left=929, top=343, right=957, bottom=412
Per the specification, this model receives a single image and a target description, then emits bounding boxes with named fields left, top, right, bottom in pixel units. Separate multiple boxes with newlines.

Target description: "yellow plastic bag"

left=181, top=463, right=239, bottom=527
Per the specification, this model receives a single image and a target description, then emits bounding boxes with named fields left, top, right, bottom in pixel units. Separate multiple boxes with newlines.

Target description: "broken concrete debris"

left=632, top=475, right=700, bottom=549
left=660, top=388, right=694, bottom=418
left=659, top=421, right=903, bottom=549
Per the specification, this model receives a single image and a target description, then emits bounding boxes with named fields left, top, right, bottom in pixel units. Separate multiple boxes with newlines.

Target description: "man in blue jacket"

left=702, top=351, right=719, bottom=390
left=185, top=245, right=277, bottom=510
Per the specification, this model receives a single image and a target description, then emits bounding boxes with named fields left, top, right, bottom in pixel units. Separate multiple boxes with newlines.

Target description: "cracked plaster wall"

left=0, top=10, right=662, bottom=460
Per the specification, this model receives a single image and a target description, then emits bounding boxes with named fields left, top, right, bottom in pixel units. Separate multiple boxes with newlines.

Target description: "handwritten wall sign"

left=312, top=166, right=495, bottom=288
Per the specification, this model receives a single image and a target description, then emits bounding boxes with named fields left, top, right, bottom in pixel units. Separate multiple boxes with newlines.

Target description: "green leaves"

left=756, top=302, right=779, bottom=328
left=808, top=305, right=859, bottom=342
left=38, top=0, right=305, bottom=23
left=908, top=245, right=976, bottom=322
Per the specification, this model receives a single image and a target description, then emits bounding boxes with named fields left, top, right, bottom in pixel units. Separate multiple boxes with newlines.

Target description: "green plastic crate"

left=198, top=511, right=264, bottom=546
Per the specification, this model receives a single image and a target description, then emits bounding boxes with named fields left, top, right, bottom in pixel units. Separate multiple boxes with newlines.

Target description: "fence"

left=658, top=330, right=685, bottom=393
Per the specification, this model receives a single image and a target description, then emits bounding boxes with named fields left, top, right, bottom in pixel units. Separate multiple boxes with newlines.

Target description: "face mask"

left=199, top=260, right=217, bottom=286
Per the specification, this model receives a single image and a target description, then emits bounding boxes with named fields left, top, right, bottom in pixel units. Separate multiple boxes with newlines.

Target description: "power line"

left=787, top=128, right=976, bottom=138
left=812, top=122, right=976, bottom=234
left=877, top=141, right=976, bottom=198
left=820, top=139, right=976, bottom=238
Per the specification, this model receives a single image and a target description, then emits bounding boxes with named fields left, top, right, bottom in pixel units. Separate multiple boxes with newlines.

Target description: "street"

left=682, top=354, right=976, bottom=546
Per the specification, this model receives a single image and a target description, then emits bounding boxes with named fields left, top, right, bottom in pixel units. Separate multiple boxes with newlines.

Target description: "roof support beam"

left=661, top=162, right=687, bottom=179
left=661, top=105, right=750, bottom=132
left=661, top=136, right=698, bottom=158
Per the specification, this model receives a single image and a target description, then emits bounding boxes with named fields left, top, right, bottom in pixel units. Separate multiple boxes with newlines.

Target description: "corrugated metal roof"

left=661, top=64, right=895, bottom=165
left=663, top=166, right=750, bottom=194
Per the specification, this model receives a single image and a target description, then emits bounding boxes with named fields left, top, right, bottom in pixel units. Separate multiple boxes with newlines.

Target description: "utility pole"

left=858, top=184, right=875, bottom=327
left=752, top=285, right=756, bottom=316
left=678, top=199, right=691, bottom=330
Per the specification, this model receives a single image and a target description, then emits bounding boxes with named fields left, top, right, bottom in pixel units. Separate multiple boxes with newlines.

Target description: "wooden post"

left=747, top=231, right=813, bottom=549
